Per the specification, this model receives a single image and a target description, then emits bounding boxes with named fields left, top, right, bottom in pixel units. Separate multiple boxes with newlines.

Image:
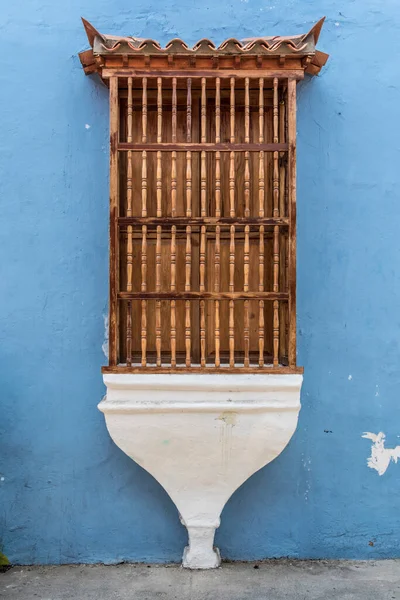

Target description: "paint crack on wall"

left=362, top=432, right=400, bottom=476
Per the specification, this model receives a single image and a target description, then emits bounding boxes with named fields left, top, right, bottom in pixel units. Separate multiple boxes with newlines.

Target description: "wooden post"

left=287, top=78, right=297, bottom=367
left=259, top=225, right=265, bottom=367
left=185, top=78, right=192, bottom=367
left=156, top=77, right=162, bottom=217
left=215, top=77, right=221, bottom=217
left=244, top=224, right=250, bottom=366
left=229, top=77, right=235, bottom=217
left=201, top=78, right=207, bottom=217
left=272, top=77, right=280, bottom=366
left=141, top=225, right=147, bottom=366
left=258, top=78, right=264, bottom=218
left=156, top=225, right=162, bottom=366
left=109, top=76, right=119, bottom=366
left=244, top=77, right=250, bottom=218
left=200, top=225, right=206, bottom=367
left=185, top=225, right=192, bottom=366
left=171, top=77, right=177, bottom=217
left=126, top=301, right=132, bottom=366
left=170, top=225, right=177, bottom=367
left=229, top=225, right=235, bottom=367
left=141, top=77, right=147, bottom=217
left=126, top=77, right=133, bottom=293
left=215, top=225, right=221, bottom=367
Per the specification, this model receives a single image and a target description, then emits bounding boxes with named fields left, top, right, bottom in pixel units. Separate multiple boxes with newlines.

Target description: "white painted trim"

left=100, top=373, right=302, bottom=569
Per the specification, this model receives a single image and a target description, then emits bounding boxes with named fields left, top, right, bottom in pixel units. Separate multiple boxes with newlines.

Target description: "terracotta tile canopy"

left=79, top=17, right=329, bottom=78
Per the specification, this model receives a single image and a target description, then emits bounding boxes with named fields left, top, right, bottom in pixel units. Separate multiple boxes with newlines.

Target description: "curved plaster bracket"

left=99, top=373, right=302, bottom=568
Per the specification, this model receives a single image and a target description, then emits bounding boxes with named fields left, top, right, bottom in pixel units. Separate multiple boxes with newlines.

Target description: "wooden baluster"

left=200, top=225, right=206, bottom=367
left=215, top=225, right=221, bottom=367
left=125, top=79, right=132, bottom=368
left=279, top=95, right=286, bottom=218
left=229, top=77, right=235, bottom=217
left=201, top=78, right=207, bottom=217
left=185, top=226, right=191, bottom=366
left=244, top=77, right=250, bottom=217
left=127, top=77, right=133, bottom=293
left=229, top=225, right=235, bottom=367
left=141, top=77, right=147, bottom=217
left=215, top=77, right=221, bottom=217
left=244, top=225, right=250, bottom=367
left=109, top=77, right=119, bottom=366
left=259, top=226, right=265, bottom=367
left=156, top=77, right=162, bottom=217
left=258, top=77, right=264, bottom=218
left=273, top=77, right=280, bottom=366
left=171, top=77, right=177, bottom=217
left=126, top=301, right=132, bottom=366
left=185, top=78, right=192, bottom=367
left=170, top=225, right=176, bottom=367
left=156, top=225, right=162, bottom=366
left=141, top=225, right=147, bottom=366
left=288, top=79, right=297, bottom=367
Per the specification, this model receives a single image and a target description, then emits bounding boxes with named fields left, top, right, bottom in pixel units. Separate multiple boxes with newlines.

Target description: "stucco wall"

left=1, top=0, right=400, bottom=564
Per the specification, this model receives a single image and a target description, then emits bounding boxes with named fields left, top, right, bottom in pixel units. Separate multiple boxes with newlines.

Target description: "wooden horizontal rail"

left=102, top=69, right=304, bottom=80
left=118, top=292, right=288, bottom=300
left=102, top=365, right=304, bottom=374
left=118, top=217, right=289, bottom=226
left=118, top=142, right=288, bottom=152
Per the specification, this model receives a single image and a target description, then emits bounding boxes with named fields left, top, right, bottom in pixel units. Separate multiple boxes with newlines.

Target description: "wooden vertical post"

left=215, top=225, right=221, bottom=367
left=201, top=78, right=207, bottom=217
left=229, top=225, right=235, bottom=367
left=258, top=225, right=265, bottom=367
left=141, top=77, right=147, bottom=216
left=170, top=225, right=177, bottom=367
left=141, top=225, right=147, bottom=366
left=126, top=301, right=132, bottom=366
left=287, top=78, right=297, bottom=367
left=258, top=77, right=264, bottom=218
left=244, top=224, right=250, bottom=366
left=109, top=76, right=119, bottom=366
left=200, top=225, right=206, bottom=367
left=215, top=77, right=221, bottom=217
left=126, top=77, right=133, bottom=293
left=185, top=78, right=192, bottom=366
left=272, top=77, right=280, bottom=366
left=229, top=77, right=235, bottom=217
left=156, top=77, right=162, bottom=217
left=171, top=77, right=177, bottom=217
left=244, top=77, right=250, bottom=217
left=156, top=226, right=162, bottom=366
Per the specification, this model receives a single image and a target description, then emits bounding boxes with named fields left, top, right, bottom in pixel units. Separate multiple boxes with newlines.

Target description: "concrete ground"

left=1, top=560, right=400, bottom=600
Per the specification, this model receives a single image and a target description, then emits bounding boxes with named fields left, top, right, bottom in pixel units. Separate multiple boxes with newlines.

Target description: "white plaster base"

left=99, top=373, right=302, bottom=569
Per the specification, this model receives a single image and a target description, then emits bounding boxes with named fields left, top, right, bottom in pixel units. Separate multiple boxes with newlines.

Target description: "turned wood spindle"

left=171, top=77, right=177, bottom=217
left=229, top=77, right=235, bottom=217
left=126, top=301, right=132, bottom=366
left=126, top=77, right=133, bottom=292
left=244, top=225, right=250, bottom=367
left=259, top=226, right=265, bottom=367
left=200, top=225, right=206, bottom=367
left=185, top=226, right=192, bottom=366
left=244, top=77, right=250, bottom=218
left=229, top=225, right=235, bottom=367
left=186, top=78, right=192, bottom=217
left=214, top=225, right=221, bottom=367
left=215, top=77, right=221, bottom=217
left=156, top=77, right=162, bottom=217
left=273, top=77, right=280, bottom=366
left=155, top=226, right=162, bottom=366
left=141, top=77, right=147, bottom=217
left=141, top=225, right=147, bottom=367
left=170, top=225, right=177, bottom=367
left=258, top=78, right=265, bottom=218
left=201, top=77, right=207, bottom=217
left=279, top=95, right=286, bottom=218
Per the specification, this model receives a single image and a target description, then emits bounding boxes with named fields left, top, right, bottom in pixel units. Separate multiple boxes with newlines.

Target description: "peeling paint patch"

left=102, top=314, right=109, bottom=359
left=348, top=374, right=352, bottom=381
left=362, top=432, right=400, bottom=476
left=85, top=123, right=91, bottom=129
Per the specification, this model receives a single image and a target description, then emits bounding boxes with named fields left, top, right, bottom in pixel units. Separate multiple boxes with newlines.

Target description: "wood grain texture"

left=109, top=77, right=119, bottom=365
left=287, top=78, right=297, bottom=367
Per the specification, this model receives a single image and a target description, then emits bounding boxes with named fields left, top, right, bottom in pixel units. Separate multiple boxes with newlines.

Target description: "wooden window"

left=79, top=19, right=328, bottom=374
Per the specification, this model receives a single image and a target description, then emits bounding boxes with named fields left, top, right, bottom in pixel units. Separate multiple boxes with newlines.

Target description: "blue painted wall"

left=1, top=0, right=400, bottom=564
